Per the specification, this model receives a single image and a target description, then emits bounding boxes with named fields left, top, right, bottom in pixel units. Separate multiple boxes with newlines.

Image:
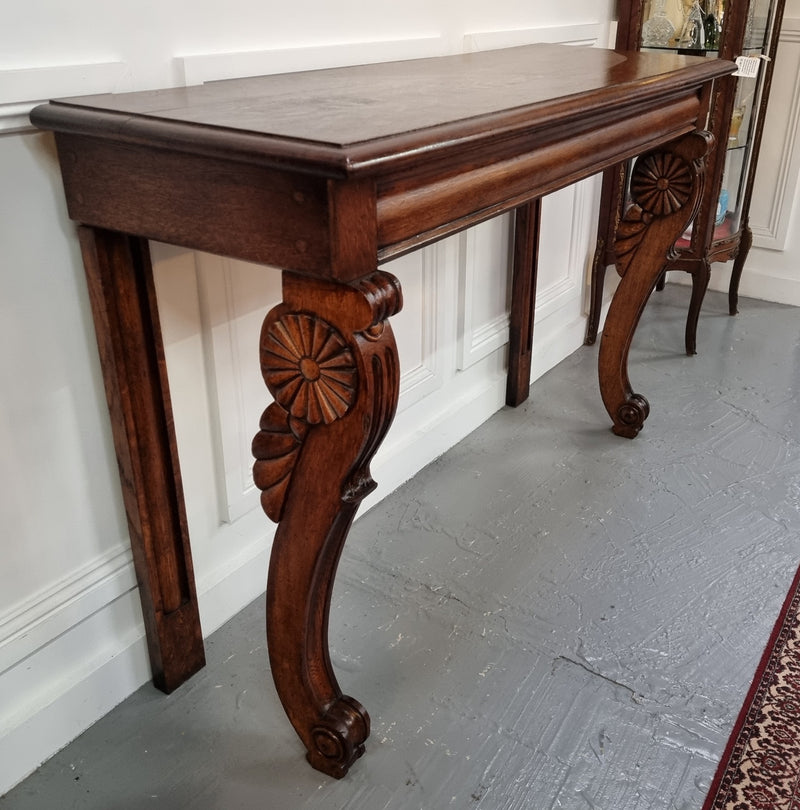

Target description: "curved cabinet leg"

left=685, top=258, right=711, bottom=356
left=599, top=131, right=712, bottom=438
left=729, top=221, right=752, bottom=316
left=252, top=270, right=402, bottom=778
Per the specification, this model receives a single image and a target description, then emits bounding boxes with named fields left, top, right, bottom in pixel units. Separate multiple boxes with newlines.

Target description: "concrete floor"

left=4, top=285, right=800, bottom=810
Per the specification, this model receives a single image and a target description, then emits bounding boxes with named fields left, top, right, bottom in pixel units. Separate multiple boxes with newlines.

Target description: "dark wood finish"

left=507, top=200, right=542, bottom=407
left=599, top=132, right=712, bottom=436
left=31, top=43, right=732, bottom=776
left=587, top=0, right=787, bottom=352
left=77, top=227, right=205, bottom=693
left=253, top=271, right=401, bottom=776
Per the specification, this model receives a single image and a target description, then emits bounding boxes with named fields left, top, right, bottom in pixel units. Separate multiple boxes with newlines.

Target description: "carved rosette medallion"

left=630, top=152, right=692, bottom=216
left=253, top=312, right=358, bottom=521
left=261, top=313, right=357, bottom=426
left=615, top=149, right=694, bottom=278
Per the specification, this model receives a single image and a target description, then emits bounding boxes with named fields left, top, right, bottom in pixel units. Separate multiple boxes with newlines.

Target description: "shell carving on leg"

left=252, top=312, right=358, bottom=522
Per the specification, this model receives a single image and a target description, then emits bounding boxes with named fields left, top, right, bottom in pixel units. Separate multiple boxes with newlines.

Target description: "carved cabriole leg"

left=685, top=257, right=711, bottom=356
left=729, top=219, right=753, bottom=316
left=598, top=131, right=712, bottom=438
left=252, top=270, right=402, bottom=778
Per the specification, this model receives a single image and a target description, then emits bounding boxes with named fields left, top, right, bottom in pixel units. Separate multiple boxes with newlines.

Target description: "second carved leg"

left=252, top=270, right=402, bottom=778
left=685, top=258, right=711, bottom=356
left=598, top=131, right=712, bottom=438
left=729, top=221, right=753, bottom=316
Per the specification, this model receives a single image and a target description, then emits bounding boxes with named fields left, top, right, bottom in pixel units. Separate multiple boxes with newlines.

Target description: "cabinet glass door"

left=640, top=1, right=724, bottom=52
left=717, top=0, right=779, bottom=241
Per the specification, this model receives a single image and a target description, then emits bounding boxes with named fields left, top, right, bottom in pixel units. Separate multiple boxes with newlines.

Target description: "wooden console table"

left=32, top=43, right=733, bottom=778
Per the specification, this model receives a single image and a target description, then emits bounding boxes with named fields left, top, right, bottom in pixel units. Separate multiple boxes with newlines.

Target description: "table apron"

left=376, top=94, right=701, bottom=260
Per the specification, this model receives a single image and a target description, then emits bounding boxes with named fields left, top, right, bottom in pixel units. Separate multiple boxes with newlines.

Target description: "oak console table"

left=32, top=43, right=733, bottom=778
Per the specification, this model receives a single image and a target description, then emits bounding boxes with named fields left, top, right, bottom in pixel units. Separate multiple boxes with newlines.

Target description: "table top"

left=32, top=44, right=734, bottom=177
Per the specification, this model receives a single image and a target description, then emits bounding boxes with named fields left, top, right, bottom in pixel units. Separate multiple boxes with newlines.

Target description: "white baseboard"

left=0, top=591, right=150, bottom=796
left=671, top=261, right=800, bottom=309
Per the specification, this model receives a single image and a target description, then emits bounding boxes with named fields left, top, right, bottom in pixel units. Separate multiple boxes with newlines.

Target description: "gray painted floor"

left=4, top=285, right=800, bottom=810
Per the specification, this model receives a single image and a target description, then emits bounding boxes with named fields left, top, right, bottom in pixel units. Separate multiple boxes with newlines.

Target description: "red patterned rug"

left=703, top=562, right=800, bottom=809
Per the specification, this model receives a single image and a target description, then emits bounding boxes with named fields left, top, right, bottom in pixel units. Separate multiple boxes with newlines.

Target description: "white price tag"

left=733, top=56, right=762, bottom=78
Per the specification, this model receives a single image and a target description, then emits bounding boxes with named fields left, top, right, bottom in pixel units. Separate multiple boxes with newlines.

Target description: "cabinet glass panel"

left=745, top=0, right=775, bottom=50
left=640, top=0, right=725, bottom=51
left=716, top=0, right=779, bottom=241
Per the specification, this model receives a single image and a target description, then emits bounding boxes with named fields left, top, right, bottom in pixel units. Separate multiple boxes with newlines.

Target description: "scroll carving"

left=308, top=695, right=370, bottom=776
left=599, top=131, right=711, bottom=439
left=252, top=268, right=402, bottom=778
left=252, top=403, right=307, bottom=522
left=252, top=313, right=356, bottom=522
left=615, top=150, right=695, bottom=279
left=252, top=272, right=401, bottom=523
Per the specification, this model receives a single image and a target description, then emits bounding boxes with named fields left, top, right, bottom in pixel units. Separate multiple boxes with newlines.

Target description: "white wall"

left=698, top=2, right=800, bottom=305
left=0, top=1, right=615, bottom=794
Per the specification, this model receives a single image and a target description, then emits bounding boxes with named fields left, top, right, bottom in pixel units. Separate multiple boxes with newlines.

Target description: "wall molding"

left=195, top=244, right=445, bottom=524
left=0, top=598, right=149, bottom=796
left=390, top=244, right=445, bottom=410
left=0, top=62, right=127, bottom=134
left=538, top=183, right=590, bottom=321
left=457, top=217, right=512, bottom=371
left=751, top=18, right=800, bottom=250
left=194, top=253, right=281, bottom=523
left=0, top=544, right=135, bottom=675
left=463, top=22, right=603, bottom=52
left=177, top=36, right=446, bottom=86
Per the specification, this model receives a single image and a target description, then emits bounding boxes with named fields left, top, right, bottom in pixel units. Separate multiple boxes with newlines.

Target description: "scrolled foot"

left=598, top=131, right=711, bottom=439
left=307, top=696, right=370, bottom=778
left=612, top=394, right=650, bottom=439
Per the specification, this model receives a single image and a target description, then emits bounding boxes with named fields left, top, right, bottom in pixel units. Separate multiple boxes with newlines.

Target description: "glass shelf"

left=640, top=45, right=721, bottom=55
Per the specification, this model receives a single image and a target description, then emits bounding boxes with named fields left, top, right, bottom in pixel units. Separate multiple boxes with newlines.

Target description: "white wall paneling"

left=177, top=37, right=447, bottom=85
left=383, top=247, right=445, bottom=409
left=463, top=21, right=603, bottom=51
left=457, top=216, right=513, bottom=371
left=194, top=244, right=444, bottom=524
left=0, top=63, right=128, bottom=133
left=533, top=178, right=606, bottom=379
left=0, top=544, right=135, bottom=675
left=750, top=19, right=800, bottom=251
left=194, top=254, right=283, bottom=523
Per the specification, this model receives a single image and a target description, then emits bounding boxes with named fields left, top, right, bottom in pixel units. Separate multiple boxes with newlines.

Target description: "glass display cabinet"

left=586, top=0, right=786, bottom=354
